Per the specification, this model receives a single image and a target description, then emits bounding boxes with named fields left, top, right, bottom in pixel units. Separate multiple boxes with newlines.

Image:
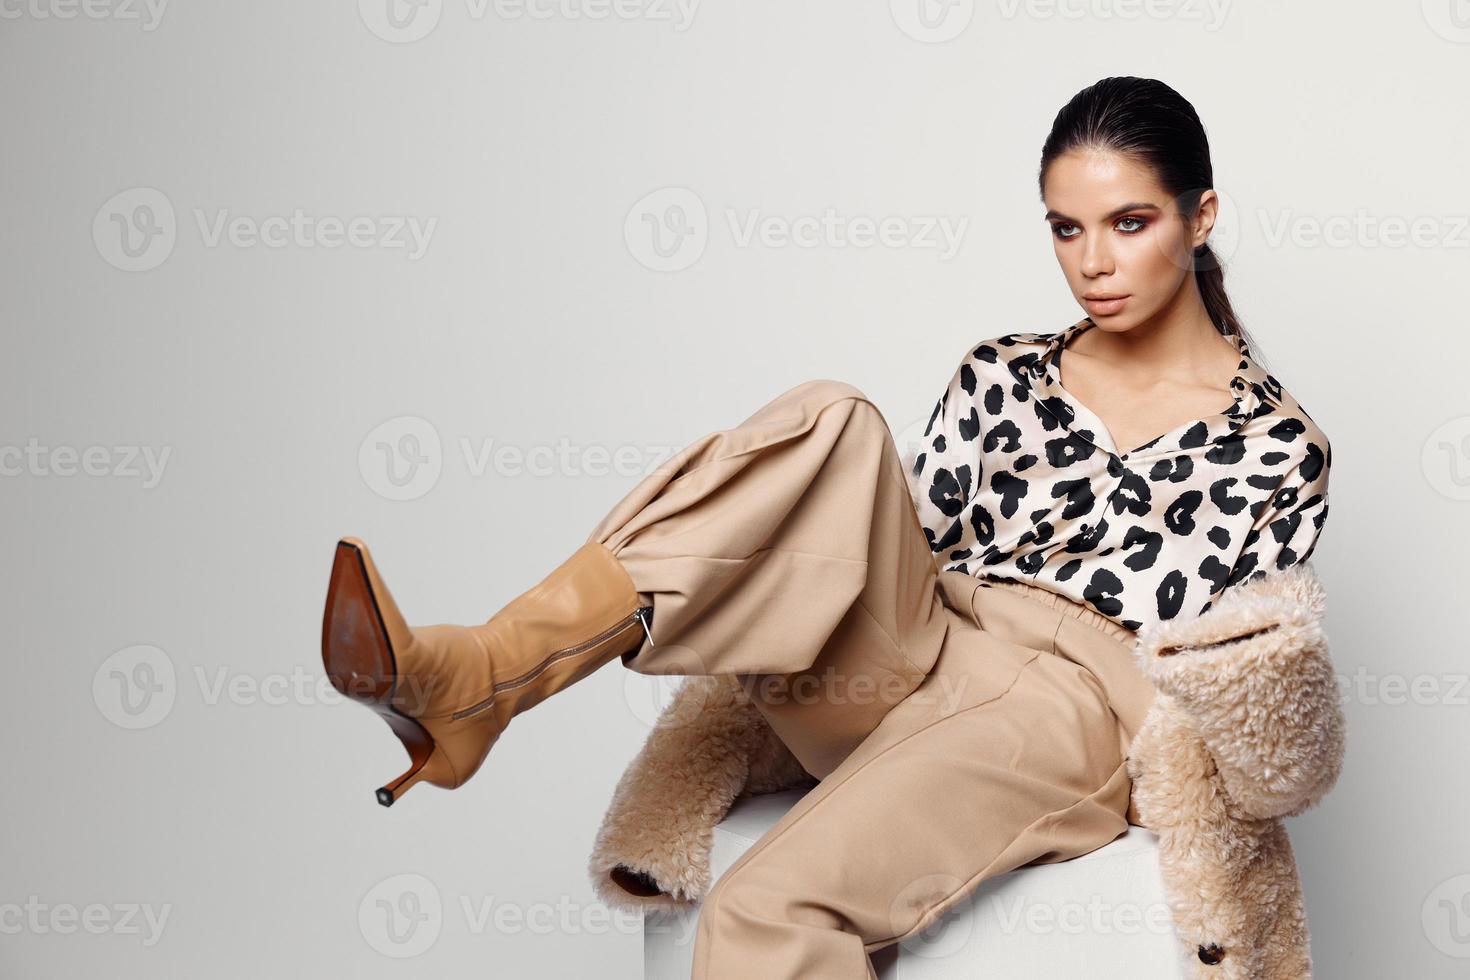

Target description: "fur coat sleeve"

left=1131, top=562, right=1344, bottom=820
left=589, top=563, right=1344, bottom=978
left=1126, top=562, right=1345, bottom=978
left=587, top=674, right=814, bottom=911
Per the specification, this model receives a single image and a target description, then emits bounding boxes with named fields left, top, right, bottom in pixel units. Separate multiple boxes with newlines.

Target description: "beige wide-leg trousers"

left=583, top=379, right=1159, bottom=979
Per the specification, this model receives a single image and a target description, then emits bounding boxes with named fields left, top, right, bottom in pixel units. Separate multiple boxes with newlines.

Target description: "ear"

left=1192, top=188, right=1220, bottom=249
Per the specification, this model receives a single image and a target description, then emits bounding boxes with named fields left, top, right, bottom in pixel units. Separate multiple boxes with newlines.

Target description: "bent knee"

left=787, top=379, right=887, bottom=426
left=792, top=378, right=871, bottom=407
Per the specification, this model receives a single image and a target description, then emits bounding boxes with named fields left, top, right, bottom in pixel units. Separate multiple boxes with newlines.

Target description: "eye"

left=1051, top=223, right=1080, bottom=240
left=1116, top=216, right=1147, bottom=233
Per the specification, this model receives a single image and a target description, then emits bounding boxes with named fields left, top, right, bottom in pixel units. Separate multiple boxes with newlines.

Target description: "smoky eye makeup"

left=1049, top=214, right=1152, bottom=240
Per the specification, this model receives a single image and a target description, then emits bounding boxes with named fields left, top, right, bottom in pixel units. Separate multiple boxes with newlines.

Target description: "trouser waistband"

left=976, top=577, right=1139, bottom=645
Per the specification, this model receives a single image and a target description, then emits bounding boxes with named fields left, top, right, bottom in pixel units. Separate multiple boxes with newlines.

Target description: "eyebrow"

left=1043, top=202, right=1162, bottom=223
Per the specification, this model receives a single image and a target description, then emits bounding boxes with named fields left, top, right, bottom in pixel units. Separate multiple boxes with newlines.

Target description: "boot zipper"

left=451, top=605, right=655, bottom=721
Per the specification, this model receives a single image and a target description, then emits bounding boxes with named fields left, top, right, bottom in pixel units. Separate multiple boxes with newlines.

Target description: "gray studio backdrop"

left=2, top=2, right=1466, bottom=977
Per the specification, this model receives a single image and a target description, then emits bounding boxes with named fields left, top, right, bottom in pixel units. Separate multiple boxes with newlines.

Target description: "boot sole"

left=322, top=537, right=453, bottom=807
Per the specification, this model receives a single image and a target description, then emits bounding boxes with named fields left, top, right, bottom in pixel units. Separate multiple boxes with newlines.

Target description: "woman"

left=321, top=75, right=1330, bottom=976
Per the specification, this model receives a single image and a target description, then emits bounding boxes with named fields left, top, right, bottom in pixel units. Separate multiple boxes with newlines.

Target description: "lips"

left=1083, top=294, right=1130, bottom=315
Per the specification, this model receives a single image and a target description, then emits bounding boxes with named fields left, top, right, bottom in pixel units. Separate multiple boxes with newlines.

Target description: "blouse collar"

left=1025, top=317, right=1278, bottom=460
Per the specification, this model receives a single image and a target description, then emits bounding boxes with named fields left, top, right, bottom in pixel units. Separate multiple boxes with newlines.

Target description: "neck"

left=1074, top=287, right=1232, bottom=385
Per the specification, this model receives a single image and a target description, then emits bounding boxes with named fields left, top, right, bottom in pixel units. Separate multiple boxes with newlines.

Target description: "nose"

left=1080, top=232, right=1113, bottom=278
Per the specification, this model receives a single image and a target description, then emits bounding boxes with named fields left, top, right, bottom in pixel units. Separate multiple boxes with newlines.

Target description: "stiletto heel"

left=321, top=534, right=652, bottom=806
left=376, top=729, right=456, bottom=808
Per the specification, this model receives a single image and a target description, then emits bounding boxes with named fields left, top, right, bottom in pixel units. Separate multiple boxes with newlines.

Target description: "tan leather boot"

left=321, top=536, right=654, bottom=807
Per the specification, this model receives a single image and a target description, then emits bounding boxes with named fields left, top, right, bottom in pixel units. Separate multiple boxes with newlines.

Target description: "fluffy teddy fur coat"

left=588, top=562, right=1345, bottom=978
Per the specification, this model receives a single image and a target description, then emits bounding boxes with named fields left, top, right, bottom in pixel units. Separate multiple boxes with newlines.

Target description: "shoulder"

left=952, top=327, right=1060, bottom=375
left=1248, top=378, right=1332, bottom=485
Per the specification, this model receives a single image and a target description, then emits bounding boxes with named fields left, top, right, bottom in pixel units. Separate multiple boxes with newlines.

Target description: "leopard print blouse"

left=900, top=316, right=1331, bottom=635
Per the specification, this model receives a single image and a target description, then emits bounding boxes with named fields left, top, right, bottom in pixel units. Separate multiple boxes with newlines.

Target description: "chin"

left=1085, top=300, right=1154, bottom=330
left=1078, top=306, right=1130, bottom=329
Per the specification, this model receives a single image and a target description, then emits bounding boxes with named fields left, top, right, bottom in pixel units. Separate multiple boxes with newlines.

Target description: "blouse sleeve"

left=1227, top=438, right=1331, bottom=587
left=899, top=347, right=983, bottom=555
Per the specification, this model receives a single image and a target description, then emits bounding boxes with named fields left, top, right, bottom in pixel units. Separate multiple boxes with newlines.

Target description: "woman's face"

left=1041, top=148, right=1216, bottom=330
